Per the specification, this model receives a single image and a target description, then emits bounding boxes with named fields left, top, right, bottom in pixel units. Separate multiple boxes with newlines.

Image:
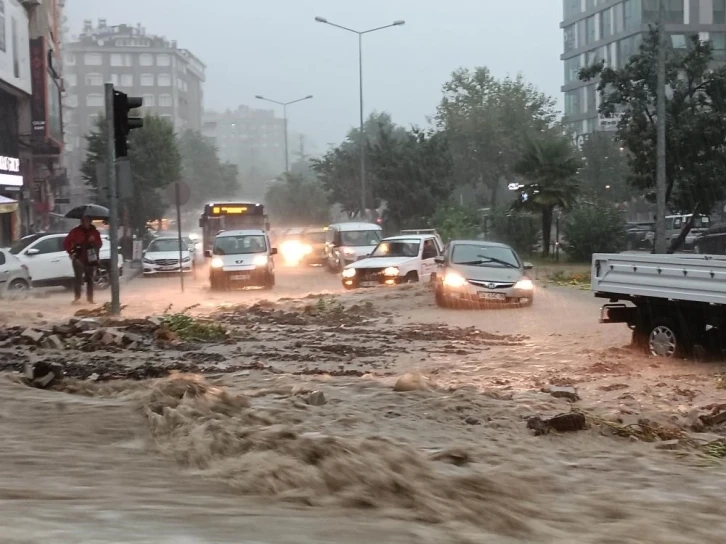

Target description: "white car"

left=325, top=222, right=383, bottom=272
left=341, top=234, right=443, bottom=289
left=207, top=229, right=276, bottom=290
left=0, top=248, right=32, bottom=295
left=142, top=237, right=193, bottom=275
left=10, top=232, right=123, bottom=288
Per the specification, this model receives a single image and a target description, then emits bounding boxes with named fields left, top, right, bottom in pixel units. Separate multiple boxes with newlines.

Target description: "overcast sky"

left=65, top=0, right=563, bottom=155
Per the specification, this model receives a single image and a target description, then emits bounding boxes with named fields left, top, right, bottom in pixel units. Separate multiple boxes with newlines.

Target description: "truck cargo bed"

left=591, top=253, right=726, bottom=305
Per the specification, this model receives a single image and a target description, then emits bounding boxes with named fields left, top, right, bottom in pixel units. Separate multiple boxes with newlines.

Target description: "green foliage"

left=81, top=115, right=181, bottom=234
left=429, top=205, right=482, bottom=242
left=562, top=199, right=626, bottom=262
left=177, top=130, right=240, bottom=208
left=264, top=172, right=330, bottom=226
left=436, top=67, right=558, bottom=206
left=513, top=133, right=580, bottom=257
left=580, top=29, right=726, bottom=246
left=488, top=207, right=539, bottom=255
left=577, top=133, right=633, bottom=202
left=161, top=305, right=227, bottom=342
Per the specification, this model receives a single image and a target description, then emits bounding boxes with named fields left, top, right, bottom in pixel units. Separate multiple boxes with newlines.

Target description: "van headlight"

left=342, top=248, right=356, bottom=256
left=342, top=268, right=356, bottom=278
left=210, top=257, right=224, bottom=269
left=514, top=278, right=534, bottom=290
left=443, top=272, right=467, bottom=288
left=383, top=267, right=400, bottom=277
left=253, top=255, right=268, bottom=266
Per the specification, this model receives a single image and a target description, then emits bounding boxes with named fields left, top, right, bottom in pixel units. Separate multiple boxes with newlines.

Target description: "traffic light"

left=113, top=90, right=143, bottom=158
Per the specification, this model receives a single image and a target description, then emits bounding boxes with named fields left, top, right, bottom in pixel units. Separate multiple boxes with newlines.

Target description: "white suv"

left=206, top=229, right=277, bottom=290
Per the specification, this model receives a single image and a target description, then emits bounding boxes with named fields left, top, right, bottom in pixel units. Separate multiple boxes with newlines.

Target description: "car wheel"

left=405, top=271, right=419, bottom=283
left=7, top=279, right=30, bottom=297
left=263, top=273, right=275, bottom=290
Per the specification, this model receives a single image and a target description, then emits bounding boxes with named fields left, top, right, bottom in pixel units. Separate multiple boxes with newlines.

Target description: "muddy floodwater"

left=2, top=273, right=726, bottom=543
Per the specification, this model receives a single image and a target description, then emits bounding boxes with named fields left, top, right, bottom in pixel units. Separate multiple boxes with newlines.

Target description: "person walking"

left=63, top=216, right=103, bottom=304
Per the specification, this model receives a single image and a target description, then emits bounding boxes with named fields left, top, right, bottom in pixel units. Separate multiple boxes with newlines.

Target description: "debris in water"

left=527, top=412, right=587, bottom=436
left=393, top=372, right=432, bottom=392
left=545, top=386, right=580, bottom=402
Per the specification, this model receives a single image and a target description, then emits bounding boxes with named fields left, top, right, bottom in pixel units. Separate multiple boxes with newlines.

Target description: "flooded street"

left=2, top=269, right=726, bottom=543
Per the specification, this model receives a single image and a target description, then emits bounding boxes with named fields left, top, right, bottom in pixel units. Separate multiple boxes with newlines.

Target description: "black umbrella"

left=64, top=204, right=110, bottom=220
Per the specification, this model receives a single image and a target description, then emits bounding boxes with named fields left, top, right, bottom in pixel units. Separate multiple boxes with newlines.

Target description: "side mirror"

left=434, top=256, right=445, bottom=264
left=523, top=262, right=534, bottom=270
left=26, top=248, right=40, bottom=256
left=204, top=250, right=212, bottom=258
left=271, top=248, right=278, bottom=256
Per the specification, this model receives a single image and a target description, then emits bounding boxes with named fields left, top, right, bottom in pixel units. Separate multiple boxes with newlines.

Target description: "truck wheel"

left=648, top=319, right=688, bottom=358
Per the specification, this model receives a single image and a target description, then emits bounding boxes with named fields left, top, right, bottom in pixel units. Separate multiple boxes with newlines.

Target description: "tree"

left=429, top=204, right=482, bottom=242
left=264, top=173, right=329, bottom=226
left=513, top=133, right=580, bottom=257
left=81, top=115, right=181, bottom=234
left=436, top=68, right=558, bottom=207
left=176, top=130, right=241, bottom=208
left=578, top=132, right=632, bottom=203
left=562, top=197, right=626, bottom=262
left=581, top=29, right=726, bottom=252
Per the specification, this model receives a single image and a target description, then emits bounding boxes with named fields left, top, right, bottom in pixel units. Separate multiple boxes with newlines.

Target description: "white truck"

left=592, top=252, right=726, bottom=357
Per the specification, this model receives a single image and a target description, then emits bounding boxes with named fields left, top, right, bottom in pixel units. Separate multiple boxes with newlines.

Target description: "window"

left=110, top=74, right=119, bottom=86
left=0, top=250, right=6, bottom=266
left=564, top=56, right=581, bottom=84
left=120, top=74, right=133, bottom=87
left=65, top=94, right=78, bottom=107
left=65, top=73, right=77, bottom=87
left=565, top=89, right=581, bottom=116
left=86, top=94, right=103, bottom=107
left=158, top=94, right=172, bottom=106
left=564, top=24, right=576, bottom=53
left=643, top=0, right=683, bottom=24
left=716, top=0, right=726, bottom=24
left=586, top=16, right=596, bottom=44
left=712, top=32, right=726, bottom=60
left=613, top=1, right=625, bottom=33
left=586, top=84, right=597, bottom=113
left=65, top=52, right=75, bottom=65
left=84, top=53, right=102, bottom=65
left=31, top=237, right=64, bottom=255
left=1, top=1, right=7, bottom=53
left=139, top=53, right=153, bottom=66
left=143, top=94, right=155, bottom=107
left=157, top=54, right=170, bottom=66
left=371, top=240, right=421, bottom=258
left=140, top=73, right=154, bottom=86
left=624, top=0, right=642, bottom=30
left=110, top=53, right=123, bottom=66
left=158, top=74, right=171, bottom=86
left=563, top=0, right=581, bottom=19
left=671, top=34, right=688, bottom=49
left=85, top=73, right=103, bottom=86
left=422, top=239, right=439, bottom=260
left=601, top=7, right=612, bottom=39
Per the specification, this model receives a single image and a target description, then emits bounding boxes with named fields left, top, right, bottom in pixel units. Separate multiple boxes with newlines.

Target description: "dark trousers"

left=72, top=259, right=94, bottom=301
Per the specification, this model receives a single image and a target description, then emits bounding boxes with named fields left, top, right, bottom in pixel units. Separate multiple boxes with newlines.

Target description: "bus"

left=198, top=202, right=269, bottom=254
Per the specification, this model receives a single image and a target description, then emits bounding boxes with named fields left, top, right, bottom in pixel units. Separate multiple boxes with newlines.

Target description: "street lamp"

left=315, top=16, right=405, bottom=219
left=254, top=94, right=313, bottom=175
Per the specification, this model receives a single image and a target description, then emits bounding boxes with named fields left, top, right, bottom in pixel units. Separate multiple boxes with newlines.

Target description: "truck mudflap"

left=600, top=303, right=638, bottom=324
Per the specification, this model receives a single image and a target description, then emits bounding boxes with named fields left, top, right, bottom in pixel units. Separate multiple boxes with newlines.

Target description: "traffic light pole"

left=105, top=83, right=121, bottom=315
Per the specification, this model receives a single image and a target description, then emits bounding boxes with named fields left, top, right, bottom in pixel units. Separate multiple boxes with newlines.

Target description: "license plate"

left=479, top=292, right=506, bottom=301
left=232, top=274, right=251, bottom=280
left=360, top=281, right=378, bottom=287
left=159, top=266, right=176, bottom=271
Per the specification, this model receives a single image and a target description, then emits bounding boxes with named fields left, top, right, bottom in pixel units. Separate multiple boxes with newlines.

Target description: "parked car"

left=142, top=237, right=193, bottom=275
left=341, top=234, right=443, bottom=290
left=432, top=240, right=535, bottom=308
left=206, top=229, right=276, bottom=290
left=301, top=227, right=328, bottom=266
left=324, top=222, right=383, bottom=272
left=0, top=248, right=32, bottom=295
left=9, top=232, right=123, bottom=289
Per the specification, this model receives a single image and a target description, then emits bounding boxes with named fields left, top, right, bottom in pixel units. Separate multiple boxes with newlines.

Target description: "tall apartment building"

left=63, top=19, right=205, bottom=190
left=561, top=0, right=726, bottom=137
left=202, top=106, right=286, bottom=200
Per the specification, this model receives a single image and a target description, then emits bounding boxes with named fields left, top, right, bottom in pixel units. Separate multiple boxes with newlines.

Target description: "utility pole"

left=104, top=83, right=120, bottom=314
left=654, top=0, right=668, bottom=253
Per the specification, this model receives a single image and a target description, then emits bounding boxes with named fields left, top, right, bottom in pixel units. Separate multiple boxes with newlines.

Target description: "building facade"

left=63, top=20, right=205, bottom=199
left=561, top=0, right=726, bottom=137
left=202, top=106, right=286, bottom=200
left=0, top=0, right=65, bottom=242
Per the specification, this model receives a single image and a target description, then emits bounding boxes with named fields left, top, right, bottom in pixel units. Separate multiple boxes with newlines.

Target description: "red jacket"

left=63, top=226, right=103, bottom=265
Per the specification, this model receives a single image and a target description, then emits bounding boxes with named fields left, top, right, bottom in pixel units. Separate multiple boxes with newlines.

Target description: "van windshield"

left=340, top=230, right=381, bottom=247
left=214, top=235, right=267, bottom=255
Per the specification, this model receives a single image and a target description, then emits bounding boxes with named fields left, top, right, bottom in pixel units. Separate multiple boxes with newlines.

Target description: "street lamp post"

left=255, top=94, right=313, bottom=175
left=315, top=16, right=405, bottom=219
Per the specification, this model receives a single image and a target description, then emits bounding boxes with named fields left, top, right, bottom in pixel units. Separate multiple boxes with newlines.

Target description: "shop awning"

left=0, top=195, right=19, bottom=214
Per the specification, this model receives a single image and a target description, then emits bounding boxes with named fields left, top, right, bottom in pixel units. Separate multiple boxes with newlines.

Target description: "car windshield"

left=304, top=231, right=327, bottom=243
left=451, top=244, right=520, bottom=269
left=214, top=235, right=267, bottom=255
left=370, top=239, right=420, bottom=258
left=340, top=230, right=381, bottom=247
left=147, top=239, right=186, bottom=253
left=9, top=236, right=40, bottom=255
left=183, top=237, right=195, bottom=248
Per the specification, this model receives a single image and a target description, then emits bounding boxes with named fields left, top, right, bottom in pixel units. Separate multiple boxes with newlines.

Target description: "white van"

left=325, top=222, right=383, bottom=272
left=206, top=229, right=277, bottom=290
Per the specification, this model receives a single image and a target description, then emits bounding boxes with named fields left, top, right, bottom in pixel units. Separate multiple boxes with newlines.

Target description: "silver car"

left=433, top=240, right=534, bottom=307
left=0, top=248, right=32, bottom=297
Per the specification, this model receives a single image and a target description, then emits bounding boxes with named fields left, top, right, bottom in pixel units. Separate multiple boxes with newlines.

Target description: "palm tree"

left=514, top=134, right=580, bottom=257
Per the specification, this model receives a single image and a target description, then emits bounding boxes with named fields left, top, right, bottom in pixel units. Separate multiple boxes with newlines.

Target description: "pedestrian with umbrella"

left=63, top=205, right=108, bottom=304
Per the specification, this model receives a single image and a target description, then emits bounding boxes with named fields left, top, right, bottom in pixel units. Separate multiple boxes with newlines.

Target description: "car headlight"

left=341, top=268, right=356, bottom=278
left=210, top=257, right=224, bottom=269
left=182, top=256, right=191, bottom=262
left=443, top=272, right=467, bottom=288
left=383, top=266, right=400, bottom=277
left=142, top=258, right=153, bottom=264
left=253, top=255, right=268, bottom=266
left=302, top=244, right=312, bottom=255
left=342, top=248, right=356, bottom=256
left=514, top=278, right=534, bottom=290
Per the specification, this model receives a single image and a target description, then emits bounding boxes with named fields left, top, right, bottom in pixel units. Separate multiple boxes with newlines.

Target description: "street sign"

left=55, top=197, right=70, bottom=204
left=166, top=181, right=191, bottom=207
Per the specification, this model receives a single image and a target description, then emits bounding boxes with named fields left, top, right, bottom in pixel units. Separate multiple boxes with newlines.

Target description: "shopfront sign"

left=0, top=155, right=22, bottom=187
